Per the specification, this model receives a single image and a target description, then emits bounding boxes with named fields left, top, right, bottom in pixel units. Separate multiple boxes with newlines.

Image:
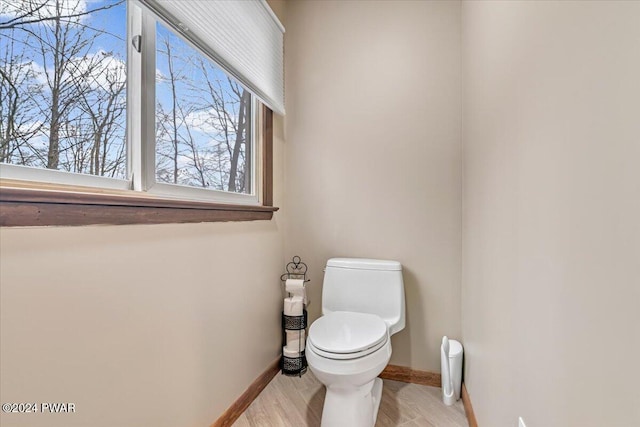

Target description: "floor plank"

left=233, top=370, right=468, bottom=427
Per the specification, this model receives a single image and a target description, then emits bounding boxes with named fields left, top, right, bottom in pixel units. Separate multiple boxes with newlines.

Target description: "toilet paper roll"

left=285, top=279, right=305, bottom=294
left=285, top=279, right=308, bottom=306
left=286, top=339, right=305, bottom=353
left=283, top=295, right=304, bottom=316
left=285, top=329, right=306, bottom=352
left=283, top=346, right=301, bottom=358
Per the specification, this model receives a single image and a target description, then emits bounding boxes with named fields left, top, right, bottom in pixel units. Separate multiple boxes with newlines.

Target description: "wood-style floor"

left=233, top=370, right=468, bottom=427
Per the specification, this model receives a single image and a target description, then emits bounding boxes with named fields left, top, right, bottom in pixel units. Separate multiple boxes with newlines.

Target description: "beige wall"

left=0, top=78, right=287, bottom=427
left=462, top=1, right=640, bottom=426
left=284, top=0, right=462, bottom=371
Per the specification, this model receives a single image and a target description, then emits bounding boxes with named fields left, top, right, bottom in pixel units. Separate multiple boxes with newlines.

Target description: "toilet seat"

left=307, top=336, right=388, bottom=360
left=308, top=311, right=389, bottom=360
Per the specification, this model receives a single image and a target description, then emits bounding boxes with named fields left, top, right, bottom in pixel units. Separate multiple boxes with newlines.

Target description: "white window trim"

left=0, top=163, right=130, bottom=191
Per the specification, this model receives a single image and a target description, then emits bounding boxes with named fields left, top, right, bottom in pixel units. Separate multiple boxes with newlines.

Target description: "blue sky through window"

left=1, top=0, right=250, bottom=193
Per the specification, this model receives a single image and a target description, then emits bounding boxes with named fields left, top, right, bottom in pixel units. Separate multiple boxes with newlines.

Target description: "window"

left=0, top=0, right=128, bottom=187
left=0, top=0, right=283, bottom=226
left=152, top=20, right=256, bottom=203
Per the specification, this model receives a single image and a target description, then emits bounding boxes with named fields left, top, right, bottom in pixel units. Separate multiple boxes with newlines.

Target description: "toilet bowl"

left=306, top=311, right=392, bottom=427
left=306, top=258, right=405, bottom=427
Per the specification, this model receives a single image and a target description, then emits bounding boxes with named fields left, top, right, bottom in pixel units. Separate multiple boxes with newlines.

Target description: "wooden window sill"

left=0, top=185, right=278, bottom=227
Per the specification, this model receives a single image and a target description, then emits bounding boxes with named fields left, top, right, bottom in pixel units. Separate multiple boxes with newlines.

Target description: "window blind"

left=142, top=0, right=285, bottom=115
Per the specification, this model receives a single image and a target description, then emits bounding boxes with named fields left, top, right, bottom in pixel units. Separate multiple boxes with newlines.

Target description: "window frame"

left=0, top=1, right=277, bottom=226
left=140, top=5, right=261, bottom=205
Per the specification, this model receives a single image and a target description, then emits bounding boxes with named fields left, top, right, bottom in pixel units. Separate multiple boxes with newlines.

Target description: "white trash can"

left=440, top=336, right=463, bottom=406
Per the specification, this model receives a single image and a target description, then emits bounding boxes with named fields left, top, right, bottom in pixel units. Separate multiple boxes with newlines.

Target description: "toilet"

left=306, top=258, right=406, bottom=427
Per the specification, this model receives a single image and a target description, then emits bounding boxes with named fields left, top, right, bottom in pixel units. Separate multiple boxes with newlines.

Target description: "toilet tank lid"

left=326, top=258, right=402, bottom=271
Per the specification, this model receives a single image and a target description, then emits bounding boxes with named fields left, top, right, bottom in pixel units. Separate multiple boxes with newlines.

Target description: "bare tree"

left=153, top=27, right=252, bottom=193
left=227, top=83, right=251, bottom=193
left=163, top=37, right=180, bottom=184
left=1, top=0, right=127, bottom=177
left=0, top=0, right=124, bottom=31
left=157, top=33, right=217, bottom=189
left=196, top=57, right=251, bottom=193
left=0, top=28, right=46, bottom=165
left=31, top=0, right=98, bottom=169
left=3, top=0, right=251, bottom=192
left=75, top=53, right=127, bottom=177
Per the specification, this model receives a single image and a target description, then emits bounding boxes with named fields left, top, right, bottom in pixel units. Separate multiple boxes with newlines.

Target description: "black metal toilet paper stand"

left=280, top=256, right=309, bottom=377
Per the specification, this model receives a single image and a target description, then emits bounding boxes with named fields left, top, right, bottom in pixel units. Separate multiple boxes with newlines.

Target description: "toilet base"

left=320, top=377, right=384, bottom=427
left=371, top=377, right=383, bottom=423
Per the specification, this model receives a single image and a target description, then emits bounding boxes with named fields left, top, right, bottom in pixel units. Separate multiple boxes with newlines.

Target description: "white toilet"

left=306, top=258, right=406, bottom=427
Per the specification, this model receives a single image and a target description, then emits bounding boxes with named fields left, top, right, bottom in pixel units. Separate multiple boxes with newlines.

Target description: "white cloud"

left=184, top=108, right=235, bottom=136
left=27, top=60, right=48, bottom=86
left=184, top=109, right=218, bottom=134
left=176, top=154, right=191, bottom=168
left=3, top=51, right=124, bottom=96
left=4, top=119, right=48, bottom=153
left=25, top=125, right=48, bottom=150
left=1, top=59, right=48, bottom=87
left=66, top=50, right=126, bottom=91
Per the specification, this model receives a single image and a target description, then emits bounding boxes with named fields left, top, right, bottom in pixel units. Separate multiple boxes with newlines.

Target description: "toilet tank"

left=322, top=258, right=406, bottom=336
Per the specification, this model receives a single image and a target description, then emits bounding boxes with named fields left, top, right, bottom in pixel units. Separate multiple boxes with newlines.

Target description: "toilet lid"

left=308, top=311, right=388, bottom=354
